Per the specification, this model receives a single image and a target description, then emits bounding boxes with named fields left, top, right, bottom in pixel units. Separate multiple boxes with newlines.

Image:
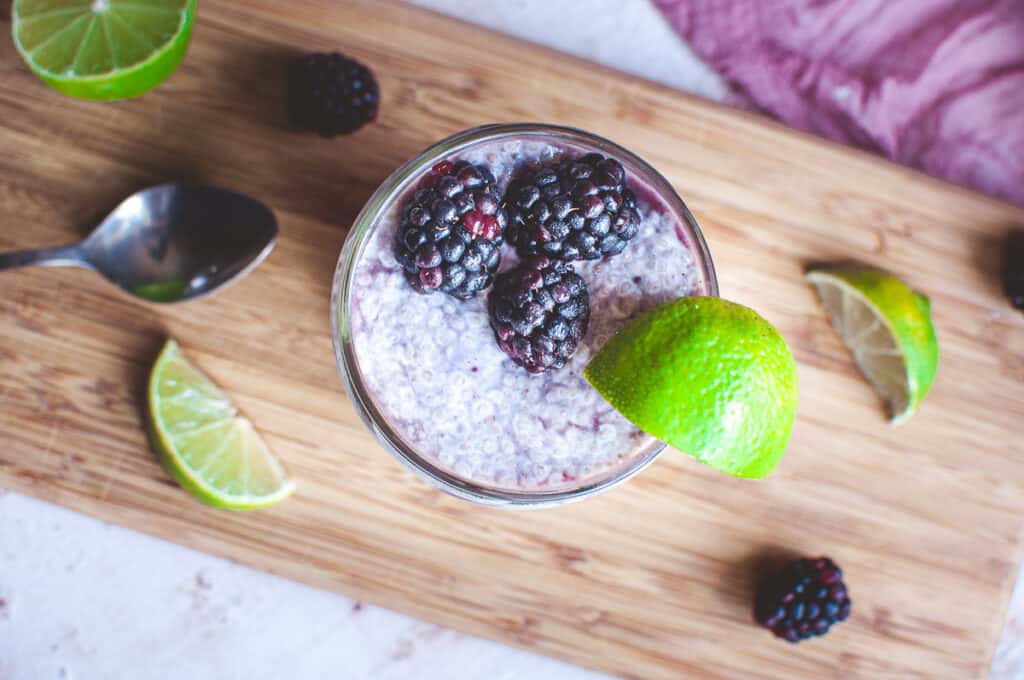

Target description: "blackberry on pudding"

left=488, top=257, right=590, bottom=374
left=394, top=160, right=507, bottom=299
left=288, top=52, right=379, bottom=137
left=506, top=153, right=641, bottom=261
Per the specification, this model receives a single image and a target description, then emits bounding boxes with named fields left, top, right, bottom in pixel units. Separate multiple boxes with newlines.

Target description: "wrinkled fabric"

left=653, top=0, right=1024, bottom=207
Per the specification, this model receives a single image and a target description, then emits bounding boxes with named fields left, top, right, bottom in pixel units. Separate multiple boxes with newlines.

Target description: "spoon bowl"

left=0, top=184, right=277, bottom=303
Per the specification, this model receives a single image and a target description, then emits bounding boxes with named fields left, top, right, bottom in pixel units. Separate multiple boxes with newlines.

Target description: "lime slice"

left=148, top=339, right=295, bottom=510
left=807, top=266, right=938, bottom=424
left=585, top=297, right=798, bottom=479
left=12, top=0, right=196, bottom=101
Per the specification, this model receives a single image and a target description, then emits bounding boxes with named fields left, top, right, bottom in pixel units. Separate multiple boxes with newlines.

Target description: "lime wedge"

left=807, top=266, right=938, bottom=424
left=585, top=297, right=798, bottom=479
left=12, top=0, right=196, bottom=100
left=148, top=340, right=295, bottom=510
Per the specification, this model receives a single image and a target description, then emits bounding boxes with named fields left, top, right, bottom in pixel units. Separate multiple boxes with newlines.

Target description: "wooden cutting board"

left=2, top=1, right=1023, bottom=677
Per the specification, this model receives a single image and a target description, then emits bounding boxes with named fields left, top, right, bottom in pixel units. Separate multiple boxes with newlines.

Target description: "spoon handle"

left=0, top=244, right=89, bottom=271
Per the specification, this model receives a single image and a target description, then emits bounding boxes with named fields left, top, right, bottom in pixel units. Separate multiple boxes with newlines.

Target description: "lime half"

left=12, top=0, right=196, bottom=100
left=585, top=297, right=798, bottom=479
left=148, top=340, right=295, bottom=510
left=807, top=266, right=938, bottom=424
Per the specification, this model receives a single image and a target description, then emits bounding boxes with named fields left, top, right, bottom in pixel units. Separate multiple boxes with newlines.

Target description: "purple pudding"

left=332, top=124, right=717, bottom=506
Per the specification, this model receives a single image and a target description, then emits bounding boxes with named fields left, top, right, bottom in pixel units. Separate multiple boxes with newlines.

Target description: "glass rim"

left=330, top=122, right=719, bottom=508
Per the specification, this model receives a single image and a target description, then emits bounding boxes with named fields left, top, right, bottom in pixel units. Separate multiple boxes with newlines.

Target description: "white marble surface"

left=1, top=1, right=1020, bottom=678
left=0, top=492, right=603, bottom=680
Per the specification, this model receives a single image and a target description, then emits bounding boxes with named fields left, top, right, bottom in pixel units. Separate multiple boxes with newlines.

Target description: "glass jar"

left=331, top=123, right=718, bottom=507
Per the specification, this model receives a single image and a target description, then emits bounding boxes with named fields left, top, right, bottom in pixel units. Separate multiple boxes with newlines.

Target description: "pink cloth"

left=653, top=0, right=1024, bottom=207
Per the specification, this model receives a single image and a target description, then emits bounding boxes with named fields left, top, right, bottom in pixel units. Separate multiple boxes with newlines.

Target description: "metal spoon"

left=0, top=184, right=277, bottom=303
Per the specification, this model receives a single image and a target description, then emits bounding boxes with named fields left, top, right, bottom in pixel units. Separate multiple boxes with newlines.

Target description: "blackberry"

left=394, top=160, right=507, bottom=299
left=506, top=153, right=641, bottom=261
left=1004, top=230, right=1024, bottom=311
left=755, top=557, right=851, bottom=643
left=488, top=257, right=589, bottom=373
left=288, top=52, right=379, bottom=137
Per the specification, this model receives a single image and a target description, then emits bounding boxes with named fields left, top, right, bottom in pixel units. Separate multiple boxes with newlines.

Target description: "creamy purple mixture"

left=348, top=136, right=707, bottom=491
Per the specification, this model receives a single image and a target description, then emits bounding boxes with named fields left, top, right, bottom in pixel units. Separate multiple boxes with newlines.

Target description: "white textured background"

left=2, top=1, right=1020, bottom=679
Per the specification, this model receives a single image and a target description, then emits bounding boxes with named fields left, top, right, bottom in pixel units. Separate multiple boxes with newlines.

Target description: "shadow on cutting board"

left=717, top=545, right=803, bottom=616
left=215, top=42, right=298, bottom=133
left=989, top=225, right=1024, bottom=302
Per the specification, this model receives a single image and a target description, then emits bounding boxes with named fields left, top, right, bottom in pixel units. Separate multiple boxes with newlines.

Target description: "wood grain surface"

left=2, top=1, right=1024, bottom=678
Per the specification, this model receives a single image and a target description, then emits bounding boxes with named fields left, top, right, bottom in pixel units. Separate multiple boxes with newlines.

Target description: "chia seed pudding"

left=332, top=124, right=717, bottom=506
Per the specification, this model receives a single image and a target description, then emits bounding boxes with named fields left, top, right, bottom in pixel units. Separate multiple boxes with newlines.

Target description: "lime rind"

left=148, top=340, right=295, bottom=510
left=584, top=297, right=798, bottom=479
left=807, top=267, right=938, bottom=425
left=12, top=0, right=196, bottom=100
